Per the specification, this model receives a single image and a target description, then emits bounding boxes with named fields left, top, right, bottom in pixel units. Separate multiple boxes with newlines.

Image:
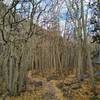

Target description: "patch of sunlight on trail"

left=49, top=80, right=64, bottom=100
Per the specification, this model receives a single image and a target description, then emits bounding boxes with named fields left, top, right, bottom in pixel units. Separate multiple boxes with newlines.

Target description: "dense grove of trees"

left=0, top=0, right=100, bottom=96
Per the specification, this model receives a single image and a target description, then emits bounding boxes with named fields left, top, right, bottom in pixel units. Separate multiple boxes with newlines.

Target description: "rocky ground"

left=1, top=73, right=100, bottom=100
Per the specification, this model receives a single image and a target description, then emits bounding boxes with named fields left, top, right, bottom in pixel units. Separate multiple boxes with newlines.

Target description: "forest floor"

left=0, top=72, right=100, bottom=100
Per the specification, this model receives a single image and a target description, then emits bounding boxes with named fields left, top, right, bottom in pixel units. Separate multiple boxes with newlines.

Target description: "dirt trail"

left=1, top=74, right=100, bottom=100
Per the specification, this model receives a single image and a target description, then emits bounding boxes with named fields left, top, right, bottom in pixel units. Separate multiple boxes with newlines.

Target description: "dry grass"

left=0, top=73, right=100, bottom=100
